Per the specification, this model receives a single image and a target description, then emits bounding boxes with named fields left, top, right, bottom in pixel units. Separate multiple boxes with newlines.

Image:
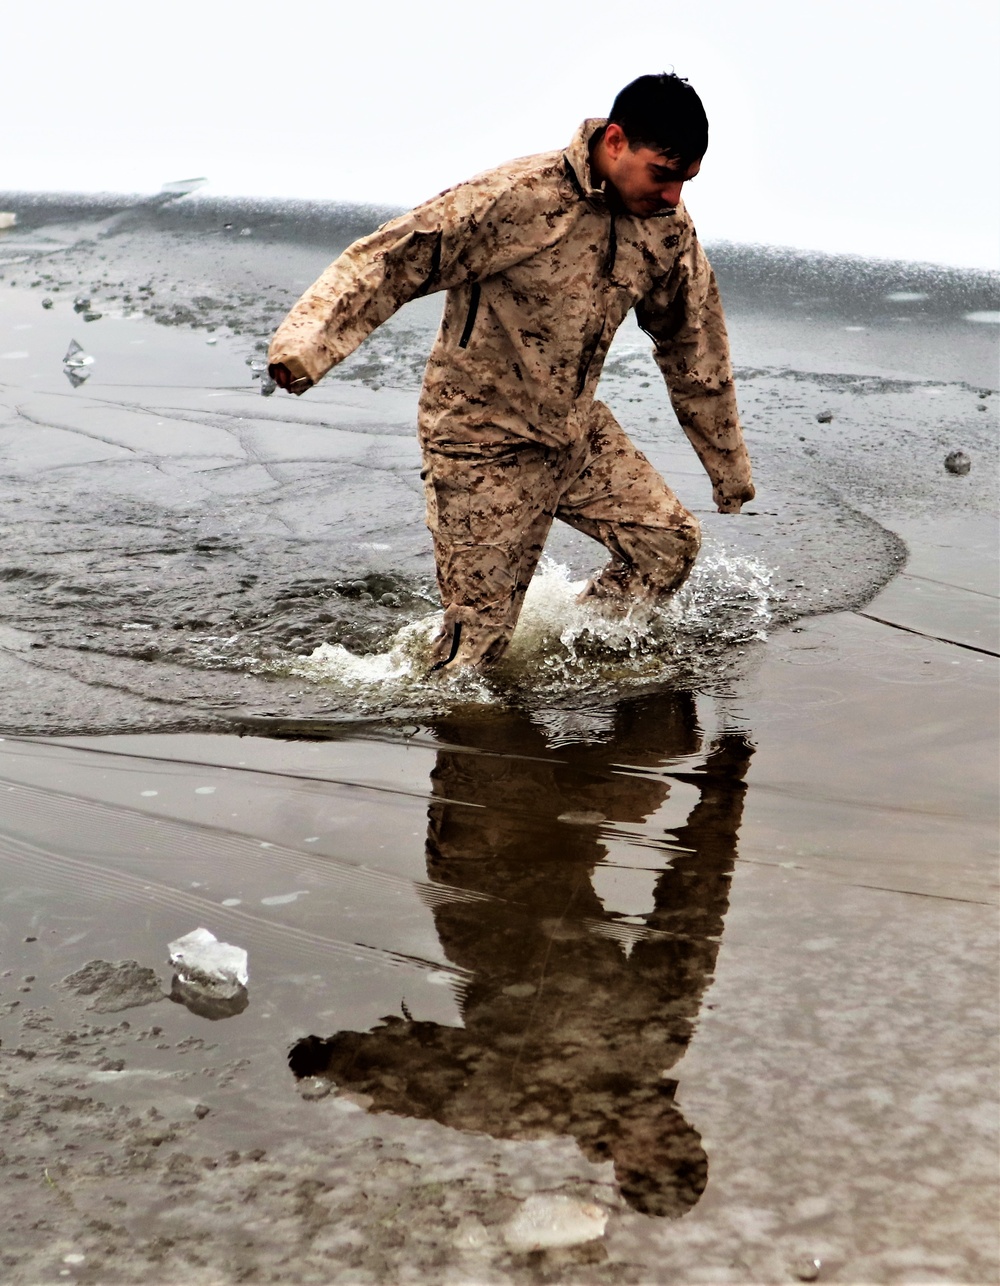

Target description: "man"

left=269, top=73, right=754, bottom=671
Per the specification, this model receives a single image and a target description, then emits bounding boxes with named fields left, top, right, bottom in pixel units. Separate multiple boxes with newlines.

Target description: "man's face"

left=600, top=123, right=702, bottom=217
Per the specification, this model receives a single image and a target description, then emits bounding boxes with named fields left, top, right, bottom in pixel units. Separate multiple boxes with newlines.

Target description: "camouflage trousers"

left=419, top=401, right=701, bottom=669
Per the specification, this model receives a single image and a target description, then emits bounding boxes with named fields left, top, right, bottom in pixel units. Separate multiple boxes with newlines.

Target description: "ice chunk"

left=502, top=1194, right=608, bottom=1252
left=159, top=177, right=206, bottom=196
left=63, top=339, right=95, bottom=388
left=259, top=375, right=276, bottom=396
left=0, top=212, right=16, bottom=230
left=170, top=974, right=249, bottom=1020
left=63, top=339, right=94, bottom=368
left=168, top=927, right=248, bottom=991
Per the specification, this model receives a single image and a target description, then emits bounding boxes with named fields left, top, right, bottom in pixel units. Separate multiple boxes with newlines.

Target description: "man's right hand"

left=268, top=362, right=313, bottom=396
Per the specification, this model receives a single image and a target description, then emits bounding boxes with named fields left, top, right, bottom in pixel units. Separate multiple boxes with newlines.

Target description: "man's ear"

left=603, top=122, right=630, bottom=159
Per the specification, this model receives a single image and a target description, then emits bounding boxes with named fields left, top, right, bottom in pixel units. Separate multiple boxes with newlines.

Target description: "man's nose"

left=660, top=181, right=685, bottom=206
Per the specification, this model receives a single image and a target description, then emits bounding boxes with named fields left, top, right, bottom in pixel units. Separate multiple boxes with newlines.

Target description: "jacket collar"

left=563, top=118, right=610, bottom=207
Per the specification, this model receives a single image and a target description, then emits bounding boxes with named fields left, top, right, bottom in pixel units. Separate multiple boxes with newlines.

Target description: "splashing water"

left=271, top=543, right=776, bottom=715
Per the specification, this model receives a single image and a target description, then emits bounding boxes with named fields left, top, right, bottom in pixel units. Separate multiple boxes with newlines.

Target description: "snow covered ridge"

left=1, top=188, right=998, bottom=297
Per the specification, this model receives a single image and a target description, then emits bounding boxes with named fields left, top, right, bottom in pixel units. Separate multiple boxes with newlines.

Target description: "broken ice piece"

left=159, top=177, right=207, bottom=196
left=502, top=1194, right=608, bottom=1253
left=62, top=339, right=95, bottom=388
left=0, top=212, right=17, bottom=230
left=259, top=375, right=276, bottom=396
left=170, top=974, right=249, bottom=1020
left=63, top=339, right=94, bottom=368
left=168, top=927, right=248, bottom=993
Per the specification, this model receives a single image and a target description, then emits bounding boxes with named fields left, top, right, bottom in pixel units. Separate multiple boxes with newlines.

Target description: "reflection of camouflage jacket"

left=269, top=119, right=753, bottom=507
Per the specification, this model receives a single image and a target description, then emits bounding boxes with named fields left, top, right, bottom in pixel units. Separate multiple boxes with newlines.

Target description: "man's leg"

left=557, top=401, right=701, bottom=604
left=420, top=433, right=587, bottom=670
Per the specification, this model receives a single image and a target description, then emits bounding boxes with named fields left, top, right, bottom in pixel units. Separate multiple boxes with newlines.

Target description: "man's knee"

left=580, top=514, right=700, bottom=606
left=639, top=516, right=701, bottom=593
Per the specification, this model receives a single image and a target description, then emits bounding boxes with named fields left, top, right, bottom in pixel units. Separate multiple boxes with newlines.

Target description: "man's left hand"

left=714, top=482, right=755, bottom=514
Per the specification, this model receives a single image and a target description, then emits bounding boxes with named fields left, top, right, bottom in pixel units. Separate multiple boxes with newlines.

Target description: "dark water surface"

left=0, top=192, right=997, bottom=1283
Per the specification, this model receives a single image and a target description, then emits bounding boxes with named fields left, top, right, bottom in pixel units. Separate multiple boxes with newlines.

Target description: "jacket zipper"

left=603, top=215, right=617, bottom=278
left=575, top=316, right=606, bottom=397
left=458, top=283, right=481, bottom=349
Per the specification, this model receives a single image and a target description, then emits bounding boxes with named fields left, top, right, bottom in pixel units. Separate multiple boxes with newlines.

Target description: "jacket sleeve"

left=268, top=173, right=529, bottom=389
left=635, top=231, right=754, bottom=511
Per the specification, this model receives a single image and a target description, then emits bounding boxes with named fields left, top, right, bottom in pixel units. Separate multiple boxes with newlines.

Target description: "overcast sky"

left=4, top=0, right=998, bottom=268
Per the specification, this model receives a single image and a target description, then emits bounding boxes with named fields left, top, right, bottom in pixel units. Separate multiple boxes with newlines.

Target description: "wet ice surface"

left=0, top=193, right=997, bottom=1283
left=1, top=660, right=996, bottom=1281
left=0, top=222, right=995, bottom=732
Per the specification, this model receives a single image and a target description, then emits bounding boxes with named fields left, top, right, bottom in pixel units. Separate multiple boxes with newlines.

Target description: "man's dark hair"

left=608, top=73, right=709, bottom=166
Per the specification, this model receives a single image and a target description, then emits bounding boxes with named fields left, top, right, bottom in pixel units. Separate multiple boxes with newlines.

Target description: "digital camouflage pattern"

left=420, top=401, right=701, bottom=668
left=269, top=119, right=753, bottom=667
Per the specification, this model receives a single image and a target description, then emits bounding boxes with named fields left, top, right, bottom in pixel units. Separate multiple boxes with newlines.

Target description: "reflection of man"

left=290, top=694, right=753, bottom=1217
left=269, top=73, right=754, bottom=670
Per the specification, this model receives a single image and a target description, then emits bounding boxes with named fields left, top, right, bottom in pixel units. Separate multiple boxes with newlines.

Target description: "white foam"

left=964, top=311, right=1000, bottom=324
left=270, top=548, right=774, bottom=713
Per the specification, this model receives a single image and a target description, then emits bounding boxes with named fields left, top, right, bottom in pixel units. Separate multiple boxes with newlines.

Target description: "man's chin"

left=628, top=199, right=672, bottom=217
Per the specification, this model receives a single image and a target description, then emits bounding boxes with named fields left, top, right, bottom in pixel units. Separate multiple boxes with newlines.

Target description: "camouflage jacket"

left=269, top=119, right=753, bottom=508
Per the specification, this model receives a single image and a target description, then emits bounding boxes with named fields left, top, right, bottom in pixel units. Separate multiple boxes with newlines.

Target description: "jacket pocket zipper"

left=575, top=316, right=606, bottom=397
left=458, top=283, right=481, bottom=349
